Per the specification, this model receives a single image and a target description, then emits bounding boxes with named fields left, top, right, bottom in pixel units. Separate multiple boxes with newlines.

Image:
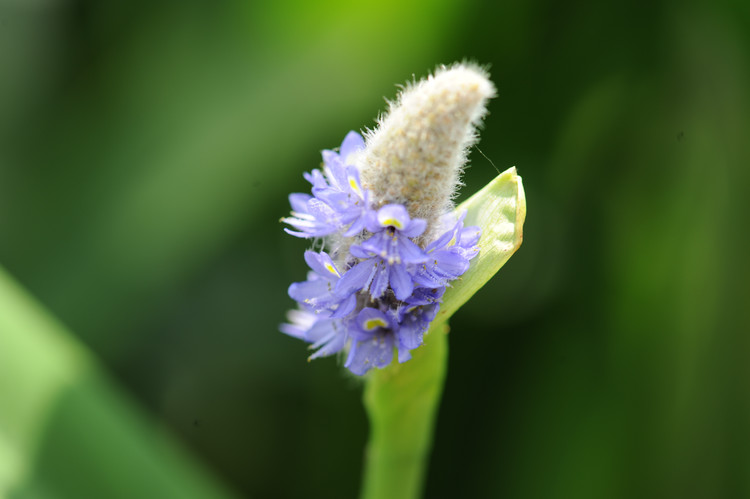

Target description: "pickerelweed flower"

left=281, top=63, right=495, bottom=375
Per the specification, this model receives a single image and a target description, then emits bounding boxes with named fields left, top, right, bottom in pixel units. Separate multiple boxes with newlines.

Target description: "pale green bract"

left=360, top=167, right=526, bottom=499
left=438, top=166, right=526, bottom=323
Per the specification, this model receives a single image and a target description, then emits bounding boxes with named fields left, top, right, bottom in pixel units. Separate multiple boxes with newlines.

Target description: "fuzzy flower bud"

left=358, top=64, right=495, bottom=238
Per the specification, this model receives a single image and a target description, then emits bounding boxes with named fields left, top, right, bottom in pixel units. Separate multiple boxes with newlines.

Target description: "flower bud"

left=358, top=64, right=496, bottom=239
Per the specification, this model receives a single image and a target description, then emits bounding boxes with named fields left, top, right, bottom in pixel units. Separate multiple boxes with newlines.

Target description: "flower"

left=413, top=211, right=481, bottom=288
left=281, top=64, right=494, bottom=375
left=288, top=250, right=356, bottom=317
left=282, top=131, right=369, bottom=238
left=397, top=286, right=445, bottom=353
left=336, top=205, right=429, bottom=301
left=280, top=131, right=482, bottom=375
left=345, top=308, right=400, bottom=375
left=360, top=205, right=428, bottom=265
left=279, top=308, right=347, bottom=360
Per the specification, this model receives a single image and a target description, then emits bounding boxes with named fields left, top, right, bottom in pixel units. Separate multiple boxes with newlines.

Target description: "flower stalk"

left=361, top=322, right=449, bottom=499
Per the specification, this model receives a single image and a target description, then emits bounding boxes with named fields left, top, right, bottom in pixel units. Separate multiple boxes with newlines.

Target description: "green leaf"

left=0, top=266, right=234, bottom=498
left=436, top=166, right=526, bottom=324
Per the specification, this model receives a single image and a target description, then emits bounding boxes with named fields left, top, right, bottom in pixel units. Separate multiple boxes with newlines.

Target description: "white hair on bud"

left=357, top=63, right=496, bottom=241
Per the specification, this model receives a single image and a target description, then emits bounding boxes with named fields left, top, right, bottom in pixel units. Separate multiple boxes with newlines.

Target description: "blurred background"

left=1, top=0, right=749, bottom=497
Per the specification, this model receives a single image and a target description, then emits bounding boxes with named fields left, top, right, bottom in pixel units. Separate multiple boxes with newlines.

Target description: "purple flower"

left=288, top=251, right=356, bottom=318
left=315, top=131, right=366, bottom=204
left=336, top=205, right=428, bottom=301
left=413, top=212, right=481, bottom=288
left=282, top=132, right=370, bottom=238
left=282, top=194, right=342, bottom=238
left=345, top=308, right=405, bottom=375
left=281, top=132, right=482, bottom=375
left=396, top=287, right=445, bottom=356
left=333, top=256, right=410, bottom=301
left=279, top=308, right=349, bottom=360
left=360, top=204, right=428, bottom=264
left=279, top=308, right=317, bottom=340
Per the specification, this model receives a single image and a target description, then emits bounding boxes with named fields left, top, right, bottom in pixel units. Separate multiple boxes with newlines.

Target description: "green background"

left=1, top=0, right=749, bottom=497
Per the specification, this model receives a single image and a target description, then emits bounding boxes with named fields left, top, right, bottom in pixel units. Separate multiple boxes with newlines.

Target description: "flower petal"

left=345, top=166, right=366, bottom=200
left=330, top=293, right=357, bottom=318
left=397, top=237, right=429, bottom=264
left=345, top=334, right=394, bottom=375
left=376, top=204, right=411, bottom=231
left=411, top=267, right=444, bottom=288
left=459, top=225, right=481, bottom=249
left=307, top=320, right=347, bottom=359
left=288, top=279, right=333, bottom=307
left=340, top=131, right=365, bottom=164
left=335, top=259, right=377, bottom=298
left=369, top=260, right=390, bottom=299
left=435, top=250, right=470, bottom=278
left=343, top=213, right=368, bottom=237
left=397, top=315, right=427, bottom=349
left=389, top=263, right=414, bottom=301
left=349, top=243, right=372, bottom=259
left=397, top=343, right=412, bottom=363
left=288, top=193, right=312, bottom=213
left=305, top=318, right=338, bottom=343
left=308, top=331, right=346, bottom=359
left=401, top=218, right=427, bottom=238
left=426, top=224, right=458, bottom=253
left=304, top=250, right=341, bottom=279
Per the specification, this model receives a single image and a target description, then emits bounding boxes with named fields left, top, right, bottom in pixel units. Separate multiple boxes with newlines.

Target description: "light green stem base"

left=360, top=323, right=449, bottom=499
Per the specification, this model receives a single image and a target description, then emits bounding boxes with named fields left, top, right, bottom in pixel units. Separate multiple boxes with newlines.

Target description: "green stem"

left=360, top=322, right=448, bottom=499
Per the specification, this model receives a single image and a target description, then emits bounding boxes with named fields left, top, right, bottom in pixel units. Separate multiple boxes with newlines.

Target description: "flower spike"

left=281, top=64, right=499, bottom=375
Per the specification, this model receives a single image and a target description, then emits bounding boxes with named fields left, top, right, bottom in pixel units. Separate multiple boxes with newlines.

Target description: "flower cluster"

left=281, top=131, right=480, bottom=375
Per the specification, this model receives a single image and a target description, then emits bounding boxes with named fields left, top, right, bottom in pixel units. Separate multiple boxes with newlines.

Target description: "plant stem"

left=360, top=322, right=449, bottom=499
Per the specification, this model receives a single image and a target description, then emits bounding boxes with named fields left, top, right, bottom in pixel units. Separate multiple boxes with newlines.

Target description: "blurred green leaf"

left=0, top=266, right=234, bottom=498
